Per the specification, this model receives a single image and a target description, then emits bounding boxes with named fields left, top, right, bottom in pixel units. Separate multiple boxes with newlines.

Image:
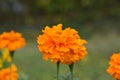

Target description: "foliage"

left=0, top=0, right=120, bottom=25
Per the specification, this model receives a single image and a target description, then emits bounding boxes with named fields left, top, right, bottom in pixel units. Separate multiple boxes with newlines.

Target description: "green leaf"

left=74, top=78, right=79, bottom=80
left=2, top=61, right=11, bottom=68
left=59, top=75, right=65, bottom=80
left=65, top=72, right=72, bottom=80
left=18, top=73, right=28, bottom=80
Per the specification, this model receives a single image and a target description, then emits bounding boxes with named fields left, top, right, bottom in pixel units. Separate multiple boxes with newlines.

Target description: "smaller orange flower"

left=0, top=30, right=26, bottom=51
left=0, top=64, right=19, bottom=80
left=107, top=53, right=120, bottom=79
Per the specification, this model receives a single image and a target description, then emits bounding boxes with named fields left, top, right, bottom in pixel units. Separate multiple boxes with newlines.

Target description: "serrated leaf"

left=18, top=73, right=28, bottom=80
left=59, top=74, right=65, bottom=80
left=74, top=78, right=79, bottom=80
left=65, top=72, right=72, bottom=80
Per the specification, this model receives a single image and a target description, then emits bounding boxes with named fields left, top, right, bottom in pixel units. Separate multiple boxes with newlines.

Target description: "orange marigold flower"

left=107, top=53, right=120, bottom=79
left=0, top=64, right=19, bottom=80
left=0, top=30, right=26, bottom=51
left=37, top=24, right=87, bottom=64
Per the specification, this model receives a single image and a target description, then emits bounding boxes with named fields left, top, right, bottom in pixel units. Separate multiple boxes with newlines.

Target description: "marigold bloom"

left=0, top=64, right=19, bottom=80
left=37, top=24, right=87, bottom=64
left=107, top=53, right=120, bottom=79
left=0, top=30, right=26, bottom=51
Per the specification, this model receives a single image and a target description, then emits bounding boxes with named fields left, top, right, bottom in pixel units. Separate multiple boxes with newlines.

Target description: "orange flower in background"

left=107, top=53, right=120, bottom=79
left=0, top=30, right=26, bottom=51
left=0, top=64, right=19, bottom=80
left=37, top=24, right=87, bottom=64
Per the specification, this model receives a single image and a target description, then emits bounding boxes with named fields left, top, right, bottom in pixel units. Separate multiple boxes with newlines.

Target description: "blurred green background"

left=0, top=0, right=120, bottom=80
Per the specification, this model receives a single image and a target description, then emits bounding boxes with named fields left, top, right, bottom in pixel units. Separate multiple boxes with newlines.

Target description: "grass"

left=11, top=29, right=120, bottom=80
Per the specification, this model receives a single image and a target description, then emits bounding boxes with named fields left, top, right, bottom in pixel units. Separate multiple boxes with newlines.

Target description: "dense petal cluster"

left=0, top=30, right=26, bottom=51
left=107, top=53, right=120, bottom=79
left=0, top=64, right=19, bottom=80
left=37, top=24, right=87, bottom=64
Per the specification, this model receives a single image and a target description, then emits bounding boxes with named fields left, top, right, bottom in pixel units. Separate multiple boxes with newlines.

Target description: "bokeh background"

left=0, top=0, right=120, bottom=80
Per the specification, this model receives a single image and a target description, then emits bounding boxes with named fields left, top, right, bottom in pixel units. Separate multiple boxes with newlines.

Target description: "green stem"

left=9, top=51, right=15, bottom=80
left=10, top=51, right=15, bottom=58
left=69, top=63, right=74, bottom=80
left=57, top=61, right=60, bottom=80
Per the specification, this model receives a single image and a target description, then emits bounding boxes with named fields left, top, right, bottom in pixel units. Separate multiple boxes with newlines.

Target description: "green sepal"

left=10, top=51, right=15, bottom=58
